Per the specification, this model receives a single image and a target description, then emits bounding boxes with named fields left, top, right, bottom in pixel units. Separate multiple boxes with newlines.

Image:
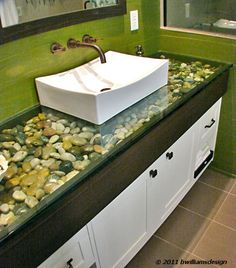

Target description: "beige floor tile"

left=126, top=236, right=186, bottom=268
left=230, top=182, right=236, bottom=195
left=155, top=206, right=211, bottom=252
left=214, top=194, right=236, bottom=230
left=179, top=181, right=227, bottom=219
left=199, top=169, right=235, bottom=192
left=193, top=222, right=236, bottom=268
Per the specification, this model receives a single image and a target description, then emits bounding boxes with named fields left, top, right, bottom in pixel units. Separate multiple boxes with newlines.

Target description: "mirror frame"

left=0, top=0, right=127, bottom=44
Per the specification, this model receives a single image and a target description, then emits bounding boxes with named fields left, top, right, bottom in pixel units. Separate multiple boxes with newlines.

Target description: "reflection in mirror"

left=163, top=0, right=236, bottom=37
left=0, top=0, right=126, bottom=44
left=0, top=0, right=118, bottom=28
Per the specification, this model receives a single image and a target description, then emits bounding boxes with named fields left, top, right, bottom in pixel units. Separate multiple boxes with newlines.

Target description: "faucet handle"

left=82, top=34, right=98, bottom=43
left=50, top=42, right=66, bottom=54
left=67, top=38, right=80, bottom=49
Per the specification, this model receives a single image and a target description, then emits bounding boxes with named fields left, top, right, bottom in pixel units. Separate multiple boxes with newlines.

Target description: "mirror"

left=0, top=0, right=126, bottom=44
left=0, top=0, right=119, bottom=28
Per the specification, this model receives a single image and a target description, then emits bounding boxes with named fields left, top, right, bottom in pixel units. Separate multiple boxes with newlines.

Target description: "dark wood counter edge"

left=0, top=70, right=229, bottom=267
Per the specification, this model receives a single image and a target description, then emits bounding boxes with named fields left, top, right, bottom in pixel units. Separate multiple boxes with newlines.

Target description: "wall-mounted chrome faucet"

left=67, top=34, right=106, bottom=64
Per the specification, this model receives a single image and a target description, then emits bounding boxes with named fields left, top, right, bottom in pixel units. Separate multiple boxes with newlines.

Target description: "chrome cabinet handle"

left=66, top=258, right=73, bottom=268
left=205, top=118, right=215, bottom=128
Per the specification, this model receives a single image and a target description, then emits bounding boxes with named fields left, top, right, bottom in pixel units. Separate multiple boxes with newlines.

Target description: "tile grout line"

left=185, top=186, right=232, bottom=255
left=153, top=235, right=197, bottom=256
left=211, top=219, right=236, bottom=232
left=182, top=223, right=212, bottom=262
left=178, top=205, right=236, bottom=232
left=198, top=180, right=236, bottom=197
left=211, top=187, right=231, bottom=221
left=226, top=191, right=236, bottom=198
left=177, top=204, right=210, bottom=220
left=176, top=206, right=214, bottom=257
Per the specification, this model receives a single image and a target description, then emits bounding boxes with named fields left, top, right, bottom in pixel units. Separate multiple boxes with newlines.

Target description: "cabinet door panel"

left=147, top=152, right=169, bottom=234
left=147, top=128, right=194, bottom=234
left=38, top=226, right=95, bottom=268
left=165, top=129, right=193, bottom=206
left=91, top=175, right=147, bottom=268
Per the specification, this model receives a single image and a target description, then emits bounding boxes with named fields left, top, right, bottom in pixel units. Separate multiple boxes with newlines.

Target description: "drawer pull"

left=149, top=169, right=158, bottom=178
left=205, top=119, right=215, bottom=128
left=67, top=258, right=73, bottom=268
left=194, top=150, right=214, bottom=178
left=166, top=152, right=173, bottom=160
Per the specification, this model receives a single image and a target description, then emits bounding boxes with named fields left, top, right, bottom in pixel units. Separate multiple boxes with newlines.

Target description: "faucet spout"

left=67, top=38, right=106, bottom=64
left=77, top=42, right=106, bottom=64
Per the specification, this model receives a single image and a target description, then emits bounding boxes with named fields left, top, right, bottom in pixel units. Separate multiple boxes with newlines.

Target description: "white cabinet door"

left=90, top=174, right=148, bottom=268
left=38, top=226, right=96, bottom=268
left=147, top=127, right=194, bottom=235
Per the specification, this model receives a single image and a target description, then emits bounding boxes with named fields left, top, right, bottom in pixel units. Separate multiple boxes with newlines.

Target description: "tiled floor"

left=126, top=169, right=236, bottom=268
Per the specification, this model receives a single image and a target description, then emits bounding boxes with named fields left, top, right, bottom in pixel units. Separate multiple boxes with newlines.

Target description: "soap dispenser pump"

left=136, top=45, right=144, bottom=56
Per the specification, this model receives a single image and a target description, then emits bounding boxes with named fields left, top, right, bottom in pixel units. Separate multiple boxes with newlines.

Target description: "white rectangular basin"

left=0, top=155, right=8, bottom=182
left=36, top=51, right=168, bottom=124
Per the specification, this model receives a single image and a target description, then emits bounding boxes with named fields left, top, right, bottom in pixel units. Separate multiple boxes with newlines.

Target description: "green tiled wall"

left=158, top=30, right=236, bottom=177
left=0, top=0, right=235, bottom=176
left=0, top=0, right=159, bottom=122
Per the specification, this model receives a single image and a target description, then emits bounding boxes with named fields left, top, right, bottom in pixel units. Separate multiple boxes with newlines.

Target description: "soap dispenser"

left=136, top=45, right=144, bottom=56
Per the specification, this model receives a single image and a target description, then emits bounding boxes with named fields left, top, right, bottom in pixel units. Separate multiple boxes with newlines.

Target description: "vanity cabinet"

left=88, top=99, right=222, bottom=268
left=37, top=99, right=222, bottom=268
left=38, top=226, right=96, bottom=268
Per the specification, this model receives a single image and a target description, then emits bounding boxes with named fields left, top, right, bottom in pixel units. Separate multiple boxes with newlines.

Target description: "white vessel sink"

left=0, top=155, right=8, bottom=182
left=36, top=51, right=168, bottom=124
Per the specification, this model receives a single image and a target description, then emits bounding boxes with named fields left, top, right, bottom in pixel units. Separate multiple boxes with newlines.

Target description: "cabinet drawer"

left=38, top=226, right=95, bottom=268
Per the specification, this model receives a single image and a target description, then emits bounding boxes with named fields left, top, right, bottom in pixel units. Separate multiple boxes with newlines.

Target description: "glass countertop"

left=0, top=52, right=231, bottom=243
